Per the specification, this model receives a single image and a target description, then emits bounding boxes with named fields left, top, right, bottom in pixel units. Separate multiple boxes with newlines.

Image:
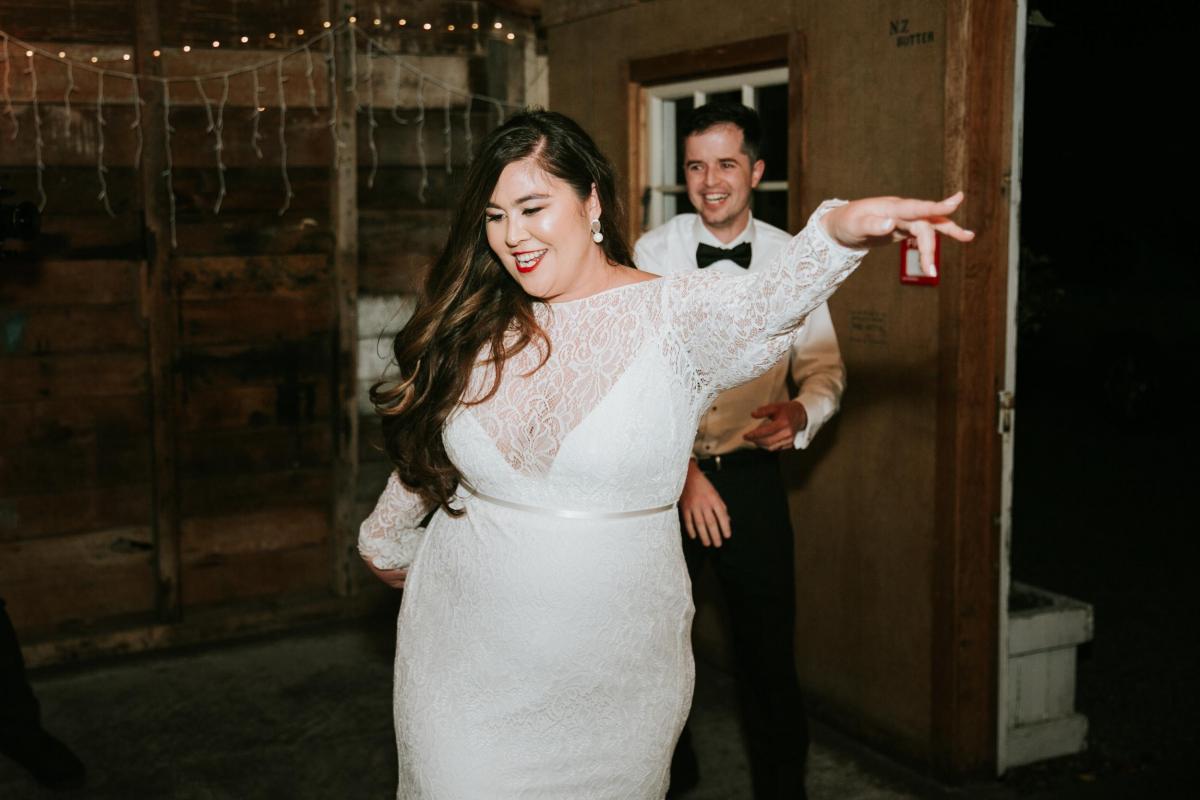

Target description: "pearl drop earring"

left=590, top=219, right=604, bottom=244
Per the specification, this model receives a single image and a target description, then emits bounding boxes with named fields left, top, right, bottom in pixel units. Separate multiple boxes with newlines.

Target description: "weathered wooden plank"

left=169, top=167, right=330, bottom=213
left=0, top=435, right=151, bottom=495
left=21, top=588, right=387, bottom=670
left=178, top=339, right=333, bottom=388
left=12, top=214, right=144, bottom=259
left=181, top=543, right=331, bottom=607
left=1, top=167, right=141, bottom=216
left=181, top=506, right=328, bottom=558
left=178, top=381, right=331, bottom=432
left=0, top=353, right=147, bottom=401
left=357, top=208, right=450, bottom=294
left=177, top=424, right=333, bottom=475
left=329, top=0, right=360, bottom=598
left=179, top=469, right=331, bottom=517
left=0, top=3, right=138, bottom=45
left=171, top=213, right=332, bottom=255
left=0, top=526, right=156, bottom=634
left=0, top=484, right=152, bottom=542
left=0, top=259, right=140, bottom=306
left=135, top=0, right=182, bottom=625
left=0, top=395, right=150, bottom=449
left=0, top=306, right=144, bottom=355
left=181, top=295, right=335, bottom=345
left=176, top=254, right=331, bottom=299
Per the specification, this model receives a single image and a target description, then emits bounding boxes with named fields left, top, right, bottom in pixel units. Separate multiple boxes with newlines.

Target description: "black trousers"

left=674, top=452, right=809, bottom=800
left=0, top=598, right=41, bottom=740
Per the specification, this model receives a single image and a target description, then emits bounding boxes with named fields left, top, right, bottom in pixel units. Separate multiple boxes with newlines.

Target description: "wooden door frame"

left=934, top=0, right=1019, bottom=778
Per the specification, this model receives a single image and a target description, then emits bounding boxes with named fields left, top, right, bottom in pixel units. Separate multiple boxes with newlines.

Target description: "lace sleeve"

left=665, top=200, right=866, bottom=394
left=357, top=471, right=434, bottom=570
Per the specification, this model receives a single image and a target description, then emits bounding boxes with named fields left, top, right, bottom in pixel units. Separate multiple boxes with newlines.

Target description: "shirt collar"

left=693, top=213, right=757, bottom=249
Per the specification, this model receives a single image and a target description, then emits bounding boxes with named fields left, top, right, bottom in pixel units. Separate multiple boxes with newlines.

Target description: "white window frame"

left=644, top=67, right=788, bottom=229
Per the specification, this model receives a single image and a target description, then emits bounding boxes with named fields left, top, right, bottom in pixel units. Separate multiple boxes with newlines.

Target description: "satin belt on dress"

left=459, top=481, right=675, bottom=520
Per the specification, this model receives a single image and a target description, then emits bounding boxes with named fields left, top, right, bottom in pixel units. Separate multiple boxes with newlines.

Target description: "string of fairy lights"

left=0, top=13, right=529, bottom=248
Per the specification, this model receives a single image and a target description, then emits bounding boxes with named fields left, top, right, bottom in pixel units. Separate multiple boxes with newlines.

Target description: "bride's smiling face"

left=485, top=157, right=603, bottom=303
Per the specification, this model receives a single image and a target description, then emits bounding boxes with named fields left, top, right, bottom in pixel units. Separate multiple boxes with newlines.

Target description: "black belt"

left=695, top=449, right=778, bottom=473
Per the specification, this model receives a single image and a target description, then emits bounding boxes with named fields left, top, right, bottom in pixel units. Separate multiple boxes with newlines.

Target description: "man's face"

left=683, top=123, right=765, bottom=241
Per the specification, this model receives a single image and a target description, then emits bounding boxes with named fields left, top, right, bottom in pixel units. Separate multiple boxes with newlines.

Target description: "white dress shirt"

left=634, top=213, right=845, bottom=455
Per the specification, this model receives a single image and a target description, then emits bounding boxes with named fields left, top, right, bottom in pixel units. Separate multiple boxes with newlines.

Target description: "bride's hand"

left=365, top=559, right=410, bottom=589
left=821, top=192, right=975, bottom=275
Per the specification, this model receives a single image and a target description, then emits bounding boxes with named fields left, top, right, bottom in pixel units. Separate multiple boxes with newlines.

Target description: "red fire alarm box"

left=899, top=235, right=939, bottom=286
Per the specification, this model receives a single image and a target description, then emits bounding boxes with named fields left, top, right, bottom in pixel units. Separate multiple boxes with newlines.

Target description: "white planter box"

left=1005, top=582, right=1094, bottom=767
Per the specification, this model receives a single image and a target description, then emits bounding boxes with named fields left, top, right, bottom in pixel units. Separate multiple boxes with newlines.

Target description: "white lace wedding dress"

left=359, top=202, right=865, bottom=799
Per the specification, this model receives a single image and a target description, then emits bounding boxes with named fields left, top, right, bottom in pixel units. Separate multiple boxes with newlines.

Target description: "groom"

left=635, top=102, right=845, bottom=799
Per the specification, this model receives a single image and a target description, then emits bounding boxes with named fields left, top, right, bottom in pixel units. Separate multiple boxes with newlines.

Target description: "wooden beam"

left=135, top=0, right=182, bottom=624
left=628, top=34, right=788, bottom=86
left=20, top=589, right=392, bottom=670
left=932, top=0, right=1017, bottom=778
left=328, top=1, right=359, bottom=597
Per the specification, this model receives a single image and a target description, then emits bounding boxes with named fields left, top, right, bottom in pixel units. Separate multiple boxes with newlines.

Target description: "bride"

left=358, top=109, right=971, bottom=799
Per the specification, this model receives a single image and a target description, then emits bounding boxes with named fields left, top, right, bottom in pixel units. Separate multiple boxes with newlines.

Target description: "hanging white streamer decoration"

left=28, top=51, right=46, bottom=211
left=443, top=86, right=452, bottom=175
left=63, top=61, right=74, bottom=139
left=0, top=22, right=528, bottom=241
left=415, top=74, right=427, bottom=203
left=162, top=81, right=177, bottom=249
left=130, top=75, right=144, bottom=169
left=303, top=44, right=319, bottom=116
left=463, top=94, right=473, bottom=165
left=95, top=70, right=114, bottom=217
left=276, top=57, right=292, bottom=215
left=3, top=35, right=17, bottom=140
left=212, top=74, right=228, bottom=213
left=326, top=40, right=344, bottom=160
left=365, top=38, right=379, bottom=189
left=390, top=54, right=407, bottom=124
left=250, top=67, right=264, bottom=159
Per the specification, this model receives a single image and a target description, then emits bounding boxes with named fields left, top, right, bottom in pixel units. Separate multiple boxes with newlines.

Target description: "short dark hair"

left=682, top=102, right=764, bottom=164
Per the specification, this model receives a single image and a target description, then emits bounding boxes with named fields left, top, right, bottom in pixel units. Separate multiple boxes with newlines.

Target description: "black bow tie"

left=696, top=241, right=752, bottom=269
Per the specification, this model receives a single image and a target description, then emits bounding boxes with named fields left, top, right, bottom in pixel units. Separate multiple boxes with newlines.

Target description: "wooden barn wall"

left=0, top=0, right=539, bottom=659
left=546, top=0, right=957, bottom=766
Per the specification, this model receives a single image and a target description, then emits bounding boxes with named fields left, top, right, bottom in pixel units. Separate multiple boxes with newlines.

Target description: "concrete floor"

left=2, top=617, right=941, bottom=800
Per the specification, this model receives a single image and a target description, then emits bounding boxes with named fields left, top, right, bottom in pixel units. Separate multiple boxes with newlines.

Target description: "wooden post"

left=932, top=0, right=1017, bottom=777
left=329, top=1, right=360, bottom=596
left=135, top=0, right=181, bottom=622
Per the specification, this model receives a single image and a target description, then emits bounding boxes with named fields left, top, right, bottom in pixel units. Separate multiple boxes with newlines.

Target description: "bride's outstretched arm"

left=663, top=193, right=972, bottom=395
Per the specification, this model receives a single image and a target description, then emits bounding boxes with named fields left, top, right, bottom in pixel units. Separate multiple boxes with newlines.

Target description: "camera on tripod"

left=0, top=186, right=40, bottom=244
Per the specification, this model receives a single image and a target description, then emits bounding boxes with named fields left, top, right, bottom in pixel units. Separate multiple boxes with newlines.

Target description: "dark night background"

left=1006, top=0, right=1197, bottom=795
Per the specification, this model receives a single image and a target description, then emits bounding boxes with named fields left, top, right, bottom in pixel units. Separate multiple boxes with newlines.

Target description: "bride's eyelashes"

left=485, top=206, right=546, bottom=224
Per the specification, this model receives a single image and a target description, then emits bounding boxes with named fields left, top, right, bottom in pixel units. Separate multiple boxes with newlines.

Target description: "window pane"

left=671, top=96, right=695, bottom=185
left=756, top=83, right=788, bottom=181
left=753, top=190, right=789, bottom=231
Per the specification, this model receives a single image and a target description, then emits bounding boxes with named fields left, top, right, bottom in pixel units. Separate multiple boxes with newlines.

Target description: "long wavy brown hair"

left=371, top=109, right=635, bottom=513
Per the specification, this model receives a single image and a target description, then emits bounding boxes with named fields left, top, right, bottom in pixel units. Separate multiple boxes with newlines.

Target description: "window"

left=644, top=67, right=789, bottom=231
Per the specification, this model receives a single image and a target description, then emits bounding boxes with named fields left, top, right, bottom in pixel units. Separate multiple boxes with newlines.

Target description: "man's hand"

left=820, top=192, right=975, bottom=275
left=363, top=558, right=409, bottom=589
left=679, top=459, right=731, bottom=548
left=743, top=401, right=808, bottom=451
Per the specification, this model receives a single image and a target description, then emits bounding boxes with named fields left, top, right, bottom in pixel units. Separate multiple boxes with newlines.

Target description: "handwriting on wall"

left=889, top=19, right=935, bottom=47
left=848, top=310, right=888, bottom=346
